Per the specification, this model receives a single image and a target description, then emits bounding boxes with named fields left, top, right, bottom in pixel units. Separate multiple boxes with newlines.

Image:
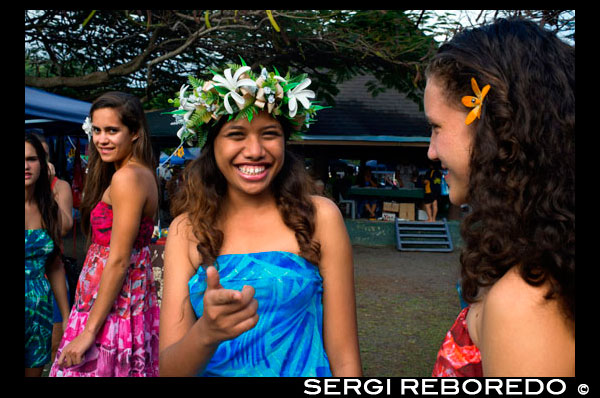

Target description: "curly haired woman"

left=426, top=18, right=574, bottom=376
left=158, top=63, right=362, bottom=376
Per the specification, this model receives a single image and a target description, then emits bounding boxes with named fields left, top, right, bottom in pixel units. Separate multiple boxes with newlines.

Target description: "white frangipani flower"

left=212, top=66, right=257, bottom=114
left=82, top=117, right=93, bottom=139
left=172, top=85, right=202, bottom=140
left=176, top=126, right=186, bottom=140
left=287, top=78, right=315, bottom=118
left=178, top=84, right=199, bottom=111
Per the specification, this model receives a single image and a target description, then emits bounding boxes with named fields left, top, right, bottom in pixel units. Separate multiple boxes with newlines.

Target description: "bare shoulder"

left=166, top=212, right=202, bottom=269
left=53, top=178, right=71, bottom=191
left=310, top=194, right=343, bottom=221
left=168, top=213, right=195, bottom=240
left=110, top=164, right=157, bottom=209
left=112, top=163, right=155, bottom=186
left=110, top=164, right=142, bottom=188
left=485, top=267, right=558, bottom=316
left=310, top=195, right=345, bottom=240
left=484, top=267, right=573, bottom=333
left=310, top=195, right=351, bottom=255
left=479, top=266, right=574, bottom=376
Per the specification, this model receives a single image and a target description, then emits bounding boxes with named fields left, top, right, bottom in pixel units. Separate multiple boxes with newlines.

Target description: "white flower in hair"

left=178, top=84, right=199, bottom=112
left=82, top=117, right=93, bottom=139
left=173, top=84, right=200, bottom=141
left=212, top=66, right=257, bottom=114
left=287, top=78, right=315, bottom=118
left=169, top=114, right=187, bottom=140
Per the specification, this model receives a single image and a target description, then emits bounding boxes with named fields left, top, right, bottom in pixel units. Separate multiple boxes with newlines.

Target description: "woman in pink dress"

left=50, top=92, right=159, bottom=377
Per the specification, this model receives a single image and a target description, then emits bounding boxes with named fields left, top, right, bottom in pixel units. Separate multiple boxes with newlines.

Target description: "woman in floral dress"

left=50, top=92, right=160, bottom=377
left=25, top=133, right=70, bottom=376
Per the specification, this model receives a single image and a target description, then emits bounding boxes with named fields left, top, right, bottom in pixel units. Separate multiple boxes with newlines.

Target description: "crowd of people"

left=25, top=18, right=574, bottom=378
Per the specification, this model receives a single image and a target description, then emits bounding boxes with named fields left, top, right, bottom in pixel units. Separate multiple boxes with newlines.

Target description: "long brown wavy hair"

left=25, top=133, right=62, bottom=261
left=425, top=18, right=575, bottom=322
left=170, top=115, right=320, bottom=268
left=80, top=91, right=157, bottom=235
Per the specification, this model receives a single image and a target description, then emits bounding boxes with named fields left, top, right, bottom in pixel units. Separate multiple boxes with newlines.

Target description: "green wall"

left=344, top=219, right=463, bottom=248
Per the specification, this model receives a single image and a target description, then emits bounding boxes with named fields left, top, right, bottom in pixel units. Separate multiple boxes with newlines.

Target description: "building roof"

left=146, top=74, right=432, bottom=146
left=304, top=74, right=430, bottom=141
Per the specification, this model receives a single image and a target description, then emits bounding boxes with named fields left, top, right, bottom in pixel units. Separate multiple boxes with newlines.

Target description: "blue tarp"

left=25, top=86, right=91, bottom=124
left=159, top=147, right=200, bottom=165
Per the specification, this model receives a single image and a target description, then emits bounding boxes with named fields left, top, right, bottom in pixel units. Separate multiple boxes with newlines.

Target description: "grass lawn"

left=353, top=245, right=462, bottom=376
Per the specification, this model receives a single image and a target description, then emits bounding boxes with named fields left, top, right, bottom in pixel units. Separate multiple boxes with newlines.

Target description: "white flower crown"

left=163, top=58, right=328, bottom=147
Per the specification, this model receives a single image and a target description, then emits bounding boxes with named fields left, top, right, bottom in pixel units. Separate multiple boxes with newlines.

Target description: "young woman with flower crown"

left=426, top=19, right=574, bottom=376
left=49, top=92, right=160, bottom=377
left=159, top=61, right=362, bottom=376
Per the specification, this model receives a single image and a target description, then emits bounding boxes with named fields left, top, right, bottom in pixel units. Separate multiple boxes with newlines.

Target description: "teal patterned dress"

left=188, top=251, right=332, bottom=377
left=25, top=229, right=55, bottom=368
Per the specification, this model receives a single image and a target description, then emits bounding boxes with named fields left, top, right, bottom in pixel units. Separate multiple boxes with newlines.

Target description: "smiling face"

left=25, top=141, right=41, bottom=189
left=91, top=107, right=138, bottom=169
left=213, top=110, right=285, bottom=198
left=424, top=76, right=474, bottom=205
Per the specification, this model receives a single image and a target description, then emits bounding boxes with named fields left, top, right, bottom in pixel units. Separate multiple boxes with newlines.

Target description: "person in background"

left=31, top=132, right=75, bottom=365
left=396, top=161, right=416, bottom=189
left=25, top=133, right=71, bottom=377
left=358, top=166, right=378, bottom=219
left=425, top=18, right=574, bottom=376
left=393, top=169, right=404, bottom=188
left=439, top=169, right=450, bottom=218
left=33, top=133, right=74, bottom=237
left=159, top=61, right=361, bottom=376
left=423, top=162, right=442, bottom=222
left=50, top=91, right=160, bottom=377
left=313, top=178, right=326, bottom=196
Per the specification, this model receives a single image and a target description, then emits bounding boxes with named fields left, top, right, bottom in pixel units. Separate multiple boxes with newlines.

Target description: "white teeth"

left=238, top=165, right=265, bottom=175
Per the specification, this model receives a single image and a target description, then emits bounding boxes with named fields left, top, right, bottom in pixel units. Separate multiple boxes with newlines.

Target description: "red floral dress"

left=50, top=201, right=159, bottom=377
left=432, top=306, right=483, bottom=377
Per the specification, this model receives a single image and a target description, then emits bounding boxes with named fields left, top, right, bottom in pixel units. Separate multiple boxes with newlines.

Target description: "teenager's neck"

left=25, top=185, right=36, bottom=204
left=114, top=154, right=135, bottom=170
left=222, top=189, right=276, bottom=215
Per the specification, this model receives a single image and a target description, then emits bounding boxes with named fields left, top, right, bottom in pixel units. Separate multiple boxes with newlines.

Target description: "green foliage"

left=187, top=75, right=204, bottom=90
left=25, top=10, right=574, bottom=111
left=25, top=10, right=439, bottom=107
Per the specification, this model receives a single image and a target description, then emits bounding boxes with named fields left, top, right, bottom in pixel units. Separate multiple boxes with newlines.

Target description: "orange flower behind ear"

left=461, top=78, right=491, bottom=125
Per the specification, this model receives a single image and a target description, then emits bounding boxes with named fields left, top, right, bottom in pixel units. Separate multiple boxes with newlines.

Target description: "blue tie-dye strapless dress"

left=188, top=251, right=332, bottom=377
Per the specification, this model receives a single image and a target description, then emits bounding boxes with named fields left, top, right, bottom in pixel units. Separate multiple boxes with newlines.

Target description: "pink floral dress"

left=50, top=201, right=159, bottom=377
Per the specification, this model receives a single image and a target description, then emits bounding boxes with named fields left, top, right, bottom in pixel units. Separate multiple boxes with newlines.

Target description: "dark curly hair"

left=425, top=18, right=575, bottom=322
left=170, top=115, right=320, bottom=268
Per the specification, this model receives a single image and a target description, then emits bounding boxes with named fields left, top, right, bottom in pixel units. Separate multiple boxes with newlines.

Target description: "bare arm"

left=52, top=179, right=73, bottom=237
left=313, top=196, right=363, bottom=376
left=46, top=253, right=70, bottom=323
left=159, top=215, right=259, bottom=376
